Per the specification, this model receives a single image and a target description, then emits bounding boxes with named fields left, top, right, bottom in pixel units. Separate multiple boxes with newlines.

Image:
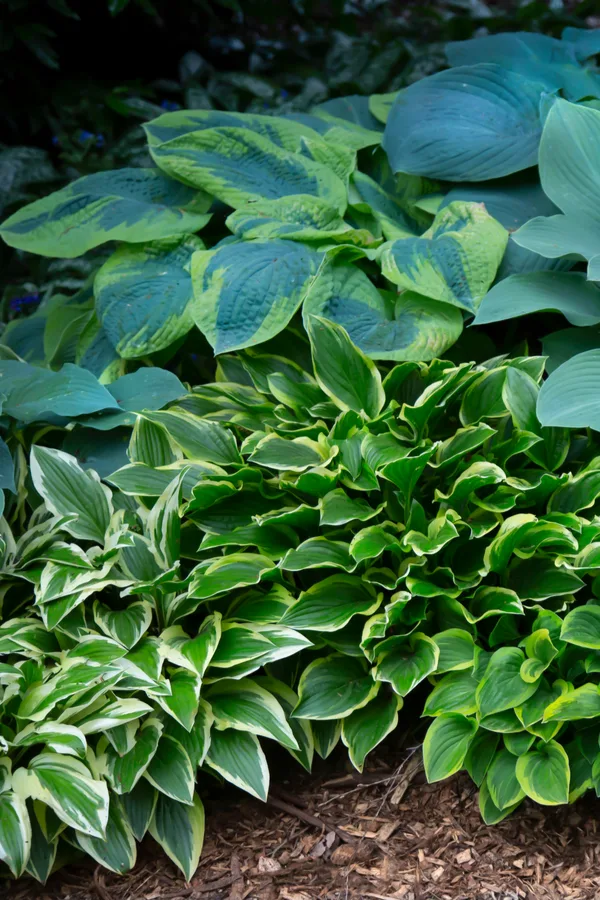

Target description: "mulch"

left=6, top=741, right=600, bottom=900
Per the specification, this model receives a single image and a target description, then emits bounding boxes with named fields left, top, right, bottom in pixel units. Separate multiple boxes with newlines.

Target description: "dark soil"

left=7, top=744, right=600, bottom=900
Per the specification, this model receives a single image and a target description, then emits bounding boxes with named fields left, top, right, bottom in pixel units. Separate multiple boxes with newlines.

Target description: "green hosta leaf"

left=307, top=315, right=384, bottom=418
left=542, top=683, right=600, bottom=722
left=106, top=718, right=163, bottom=794
left=374, top=633, right=439, bottom=697
left=255, top=677, right=314, bottom=772
left=206, top=678, right=298, bottom=749
left=515, top=740, right=570, bottom=806
left=341, top=694, right=400, bottom=772
left=319, top=489, right=382, bottom=526
left=486, top=749, right=525, bottom=810
left=423, top=670, right=478, bottom=717
left=432, top=629, right=475, bottom=673
left=380, top=202, right=506, bottom=313
left=280, top=538, right=354, bottom=572
left=94, top=235, right=203, bottom=359
left=464, top=731, right=499, bottom=787
left=144, top=409, right=241, bottom=465
left=248, top=434, right=329, bottom=472
left=560, top=605, right=600, bottom=649
left=293, top=655, right=378, bottom=720
left=76, top=796, right=136, bottom=875
left=144, top=735, right=194, bottom=805
left=0, top=793, right=31, bottom=877
left=474, top=272, right=600, bottom=327
left=149, top=793, right=205, bottom=882
left=13, top=754, right=109, bottom=839
left=191, top=240, right=323, bottom=355
left=423, top=713, right=477, bottom=783
left=476, top=648, right=539, bottom=718
left=30, top=446, right=112, bottom=543
left=383, top=65, right=545, bottom=181
left=149, top=126, right=347, bottom=212
left=205, top=728, right=269, bottom=801
left=479, top=778, right=522, bottom=824
left=0, top=168, right=211, bottom=258
left=280, top=575, right=380, bottom=632
left=303, top=261, right=462, bottom=361
left=312, top=721, right=342, bottom=760
left=505, top=557, right=583, bottom=601
left=187, top=554, right=277, bottom=601
left=122, top=781, right=157, bottom=842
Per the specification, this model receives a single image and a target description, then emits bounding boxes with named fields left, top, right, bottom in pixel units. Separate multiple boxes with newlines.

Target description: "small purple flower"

left=9, top=292, right=40, bottom=312
left=160, top=100, right=180, bottom=112
left=51, top=135, right=60, bottom=147
left=280, top=88, right=289, bottom=100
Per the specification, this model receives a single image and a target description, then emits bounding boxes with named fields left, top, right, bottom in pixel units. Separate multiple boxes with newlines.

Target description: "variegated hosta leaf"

left=379, top=201, right=507, bottom=312
left=94, top=235, right=204, bottom=359
left=0, top=168, right=211, bottom=258
left=149, top=792, right=205, bottom=882
left=303, top=261, right=463, bottom=360
left=0, top=793, right=31, bottom=877
left=191, top=240, right=324, bottom=355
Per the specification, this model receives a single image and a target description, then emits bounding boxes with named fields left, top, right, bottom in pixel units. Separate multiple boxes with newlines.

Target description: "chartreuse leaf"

left=0, top=168, right=211, bottom=257
left=281, top=575, right=380, bottom=632
left=380, top=202, right=506, bottom=313
left=76, top=796, right=136, bottom=875
left=94, top=235, right=203, bottom=359
left=560, top=605, right=600, bottom=648
left=374, top=633, right=439, bottom=697
left=542, top=684, right=600, bottom=722
left=13, top=754, right=109, bottom=839
left=30, top=446, right=112, bottom=543
left=423, top=713, right=477, bottom=782
left=144, top=108, right=322, bottom=149
left=191, top=240, right=323, bottom=355
left=303, top=261, right=462, bottom=361
left=206, top=678, right=298, bottom=750
left=476, top=648, right=539, bottom=718
left=206, top=728, right=269, bottom=801
left=307, top=315, right=384, bottom=418
left=383, top=65, right=545, bottom=181
left=515, top=740, right=570, bottom=805
left=293, top=655, right=378, bottom=720
left=342, top=694, right=400, bottom=772
left=0, top=793, right=31, bottom=877
left=149, top=793, right=205, bottom=882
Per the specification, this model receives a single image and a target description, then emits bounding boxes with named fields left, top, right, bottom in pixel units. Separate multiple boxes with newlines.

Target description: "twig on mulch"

left=228, top=852, right=243, bottom=900
left=267, top=795, right=357, bottom=845
left=92, top=866, right=111, bottom=900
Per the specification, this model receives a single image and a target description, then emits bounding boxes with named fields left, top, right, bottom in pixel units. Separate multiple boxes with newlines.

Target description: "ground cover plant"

left=5, top=20, right=600, bottom=886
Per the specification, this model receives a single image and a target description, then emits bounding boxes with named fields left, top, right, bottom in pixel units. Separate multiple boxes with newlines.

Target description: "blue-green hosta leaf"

left=191, top=241, right=323, bottom=355
left=383, top=65, right=546, bottom=181
left=314, top=95, right=383, bottom=132
left=537, top=350, right=600, bottom=429
left=77, top=367, right=186, bottom=432
left=94, top=234, right=203, bottom=359
left=514, top=101, right=600, bottom=271
left=76, top=796, right=136, bottom=875
left=351, top=171, right=423, bottom=241
left=226, top=195, right=377, bottom=246
left=30, top=446, right=112, bottom=543
left=0, top=168, right=211, bottom=258
left=379, top=202, right=507, bottom=313
left=474, top=272, right=600, bottom=327
left=341, top=694, right=400, bottom=772
left=303, top=262, right=462, bottom=361
left=205, top=728, right=269, bottom=801
left=293, top=655, right=379, bottom=720
left=149, top=127, right=347, bottom=213
left=423, top=713, right=478, bottom=783
left=0, top=793, right=31, bottom=877
left=149, top=793, right=205, bottom=882
left=307, top=315, right=385, bottom=418
left=13, top=754, right=109, bottom=839
left=206, top=678, right=298, bottom=750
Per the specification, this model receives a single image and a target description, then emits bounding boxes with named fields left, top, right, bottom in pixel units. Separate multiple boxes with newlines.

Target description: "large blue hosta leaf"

left=538, top=349, right=600, bottom=429
left=446, top=32, right=600, bottom=100
left=383, top=64, right=546, bottom=182
left=0, top=169, right=212, bottom=258
left=191, top=240, right=324, bottom=354
left=513, top=100, right=600, bottom=276
left=474, top=272, right=600, bottom=327
left=94, top=234, right=204, bottom=359
left=303, top=261, right=462, bottom=361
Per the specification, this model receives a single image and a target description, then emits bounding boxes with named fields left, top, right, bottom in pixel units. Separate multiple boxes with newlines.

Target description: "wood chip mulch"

left=6, top=744, right=600, bottom=900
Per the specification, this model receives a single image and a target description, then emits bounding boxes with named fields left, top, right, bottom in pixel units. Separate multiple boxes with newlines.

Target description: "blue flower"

left=79, top=130, right=94, bottom=143
left=280, top=88, right=289, bottom=100
left=95, top=134, right=105, bottom=148
left=160, top=100, right=180, bottom=112
left=51, top=135, right=60, bottom=147
left=9, top=293, right=40, bottom=312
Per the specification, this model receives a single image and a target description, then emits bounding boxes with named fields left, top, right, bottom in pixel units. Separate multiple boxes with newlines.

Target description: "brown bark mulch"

left=6, top=745, right=600, bottom=900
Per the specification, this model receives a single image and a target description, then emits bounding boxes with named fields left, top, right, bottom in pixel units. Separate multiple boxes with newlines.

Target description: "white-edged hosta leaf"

left=76, top=795, right=136, bottom=874
left=191, top=240, right=323, bottom=355
left=154, top=669, right=201, bottom=732
left=0, top=792, right=31, bottom=877
left=142, top=409, right=242, bottom=465
left=13, top=754, right=109, bottom=839
left=25, top=802, right=57, bottom=884
left=293, top=655, right=378, bottom=720
left=75, top=698, right=153, bottom=735
left=149, top=792, right=205, bottom=882
left=254, top=676, right=314, bottom=772
left=147, top=471, right=184, bottom=569
left=106, top=718, right=163, bottom=794
left=144, top=735, right=194, bottom=805
left=94, top=234, right=204, bottom=359
left=93, top=599, right=153, bottom=650
left=515, top=740, right=570, bottom=806
left=30, top=446, right=112, bottom=543
left=12, top=723, right=86, bottom=759
left=341, top=693, right=400, bottom=772
left=206, top=678, right=298, bottom=750
left=205, top=728, right=269, bottom=801
left=280, top=575, right=380, bottom=632
left=0, top=168, right=211, bottom=258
